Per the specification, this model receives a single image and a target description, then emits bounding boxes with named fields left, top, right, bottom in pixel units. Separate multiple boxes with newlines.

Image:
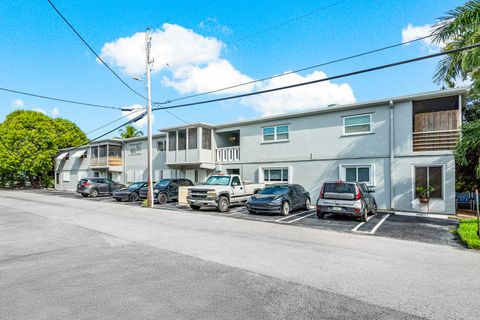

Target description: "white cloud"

left=162, top=59, right=253, bottom=94
left=12, top=99, right=24, bottom=108
left=120, top=104, right=152, bottom=128
left=401, top=23, right=444, bottom=49
left=199, top=17, right=232, bottom=35
left=240, top=71, right=355, bottom=116
left=51, top=107, right=60, bottom=118
left=100, top=23, right=223, bottom=76
left=33, top=107, right=46, bottom=115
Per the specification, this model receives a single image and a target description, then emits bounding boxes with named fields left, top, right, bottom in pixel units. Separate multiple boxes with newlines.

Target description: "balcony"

left=413, top=129, right=460, bottom=152
left=90, top=156, right=123, bottom=167
left=216, top=146, right=240, bottom=162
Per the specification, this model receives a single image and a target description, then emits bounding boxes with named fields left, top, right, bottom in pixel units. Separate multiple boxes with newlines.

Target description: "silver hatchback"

left=316, top=181, right=377, bottom=222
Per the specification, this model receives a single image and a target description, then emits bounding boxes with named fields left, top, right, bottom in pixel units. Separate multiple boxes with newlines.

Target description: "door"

left=169, top=180, right=179, bottom=199
left=359, top=183, right=372, bottom=210
left=288, top=187, right=301, bottom=210
left=96, top=179, right=109, bottom=193
left=231, top=176, right=244, bottom=200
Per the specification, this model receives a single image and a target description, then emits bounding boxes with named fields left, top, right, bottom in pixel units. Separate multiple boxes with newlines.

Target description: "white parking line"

left=284, top=212, right=316, bottom=224
left=369, top=214, right=390, bottom=234
left=274, top=210, right=311, bottom=222
left=351, top=214, right=374, bottom=232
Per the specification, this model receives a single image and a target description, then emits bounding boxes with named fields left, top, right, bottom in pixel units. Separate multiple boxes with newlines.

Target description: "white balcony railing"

left=216, top=146, right=240, bottom=162
left=413, top=129, right=460, bottom=152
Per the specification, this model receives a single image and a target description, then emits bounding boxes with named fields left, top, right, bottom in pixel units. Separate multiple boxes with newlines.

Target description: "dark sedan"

left=112, top=181, right=147, bottom=202
left=247, top=184, right=311, bottom=216
left=139, top=178, right=194, bottom=204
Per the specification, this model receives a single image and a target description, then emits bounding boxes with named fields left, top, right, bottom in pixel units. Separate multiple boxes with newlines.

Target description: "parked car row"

left=76, top=176, right=377, bottom=222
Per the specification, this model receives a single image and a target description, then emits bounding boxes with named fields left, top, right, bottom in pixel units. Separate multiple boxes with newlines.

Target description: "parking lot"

left=24, top=189, right=462, bottom=247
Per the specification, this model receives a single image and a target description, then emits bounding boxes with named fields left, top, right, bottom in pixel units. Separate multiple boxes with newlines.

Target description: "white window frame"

left=262, top=124, right=290, bottom=143
left=339, top=164, right=374, bottom=186
left=62, top=172, right=70, bottom=182
left=411, top=164, right=445, bottom=200
left=263, top=167, right=290, bottom=183
left=129, top=143, right=142, bottom=155
left=343, top=114, right=372, bottom=136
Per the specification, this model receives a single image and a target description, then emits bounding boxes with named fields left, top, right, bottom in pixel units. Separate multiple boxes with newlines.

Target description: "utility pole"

left=145, top=28, right=154, bottom=208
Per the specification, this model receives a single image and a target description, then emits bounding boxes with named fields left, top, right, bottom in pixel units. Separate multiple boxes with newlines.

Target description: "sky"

left=0, top=0, right=466, bottom=138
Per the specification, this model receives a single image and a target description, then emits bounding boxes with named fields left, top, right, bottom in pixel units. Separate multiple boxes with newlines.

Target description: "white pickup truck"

left=187, top=175, right=265, bottom=212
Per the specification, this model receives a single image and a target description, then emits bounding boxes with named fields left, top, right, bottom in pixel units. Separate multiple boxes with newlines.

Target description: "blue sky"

left=0, top=0, right=465, bottom=138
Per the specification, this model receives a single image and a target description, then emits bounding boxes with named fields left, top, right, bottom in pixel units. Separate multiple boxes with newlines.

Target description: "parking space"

left=21, top=189, right=461, bottom=247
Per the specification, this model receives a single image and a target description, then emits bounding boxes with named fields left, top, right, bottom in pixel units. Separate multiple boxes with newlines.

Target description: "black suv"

left=139, top=178, right=194, bottom=204
left=76, top=178, right=126, bottom=198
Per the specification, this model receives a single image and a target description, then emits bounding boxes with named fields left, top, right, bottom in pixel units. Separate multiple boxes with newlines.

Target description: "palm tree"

left=118, top=124, right=143, bottom=138
left=432, top=0, right=480, bottom=95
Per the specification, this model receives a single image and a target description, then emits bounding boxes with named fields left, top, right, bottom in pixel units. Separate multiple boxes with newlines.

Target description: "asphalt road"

left=1, top=190, right=479, bottom=319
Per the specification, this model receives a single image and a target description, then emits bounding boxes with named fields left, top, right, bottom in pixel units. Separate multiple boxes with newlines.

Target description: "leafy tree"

left=0, top=110, right=87, bottom=188
left=432, top=1, right=480, bottom=191
left=118, top=124, right=143, bottom=138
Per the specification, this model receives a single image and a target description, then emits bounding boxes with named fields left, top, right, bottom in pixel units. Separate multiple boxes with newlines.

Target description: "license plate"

left=332, top=207, right=342, bottom=212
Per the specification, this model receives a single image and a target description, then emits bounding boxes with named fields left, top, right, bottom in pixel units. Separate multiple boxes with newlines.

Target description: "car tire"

left=129, top=193, right=139, bottom=202
left=317, top=212, right=325, bottom=219
left=369, top=202, right=377, bottom=215
left=281, top=201, right=290, bottom=216
left=89, top=189, right=99, bottom=198
left=157, top=193, right=168, bottom=205
left=115, top=198, right=122, bottom=202
left=248, top=210, right=256, bottom=214
left=218, top=196, right=230, bottom=213
left=305, top=198, right=311, bottom=210
left=359, top=207, right=368, bottom=222
left=190, top=205, right=201, bottom=211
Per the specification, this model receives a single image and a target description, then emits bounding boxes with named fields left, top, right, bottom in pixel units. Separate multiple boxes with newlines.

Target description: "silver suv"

left=76, top=178, right=125, bottom=198
left=316, top=181, right=377, bottom=222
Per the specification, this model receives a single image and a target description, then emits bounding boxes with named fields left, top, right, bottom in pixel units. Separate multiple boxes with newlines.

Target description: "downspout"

left=389, top=100, right=395, bottom=210
left=122, top=139, right=126, bottom=185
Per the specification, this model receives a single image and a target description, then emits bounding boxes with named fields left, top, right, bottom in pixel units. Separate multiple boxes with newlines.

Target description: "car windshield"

left=259, top=186, right=289, bottom=195
left=154, top=179, right=171, bottom=187
left=204, top=176, right=231, bottom=185
left=324, top=183, right=355, bottom=194
left=127, top=182, right=143, bottom=190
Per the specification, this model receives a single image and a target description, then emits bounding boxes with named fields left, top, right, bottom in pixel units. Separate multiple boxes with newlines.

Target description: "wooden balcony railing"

left=90, top=156, right=122, bottom=167
left=216, top=146, right=240, bottom=162
left=413, top=129, right=460, bottom=152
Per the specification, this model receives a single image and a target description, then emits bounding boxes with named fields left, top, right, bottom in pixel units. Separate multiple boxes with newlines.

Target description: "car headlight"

left=272, top=198, right=283, bottom=204
left=207, top=191, right=216, bottom=196
left=154, top=189, right=160, bottom=194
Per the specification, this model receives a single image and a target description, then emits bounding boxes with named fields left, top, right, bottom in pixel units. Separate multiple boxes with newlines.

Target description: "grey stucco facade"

left=55, top=88, right=467, bottom=214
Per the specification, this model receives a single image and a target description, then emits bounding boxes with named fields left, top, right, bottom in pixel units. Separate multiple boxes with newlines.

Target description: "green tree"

left=432, top=1, right=480, bottom=191
left=118, top=124, right=143, bottom=138
left=0, top=110, right=88, bottom=188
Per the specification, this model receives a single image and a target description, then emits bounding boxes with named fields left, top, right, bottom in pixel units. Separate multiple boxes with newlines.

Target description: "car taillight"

left=355, top=186, right=361, bottom=200
left=82, top=182, right=90, bottom=187
left=319, top=185, right=324, bottom=198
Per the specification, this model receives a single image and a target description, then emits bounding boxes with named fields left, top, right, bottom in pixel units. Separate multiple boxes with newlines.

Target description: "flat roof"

left=158, top=87, right=468, bottom=131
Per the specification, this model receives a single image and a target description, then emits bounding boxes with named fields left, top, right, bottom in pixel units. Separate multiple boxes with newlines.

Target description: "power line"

left=47, top=0, right=148, bottom=101
left=157, top=31, right=454, bottom=104
left=152, top=43, right=479, bottom=112
left=0, top=86, right=121, bottom=110
left=86, top=110, right=139, bottom=135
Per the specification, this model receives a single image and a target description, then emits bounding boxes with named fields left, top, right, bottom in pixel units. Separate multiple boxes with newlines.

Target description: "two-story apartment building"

left=55, top=88, right=467, bottom=214
left=161, top=88, right=466, bottom=214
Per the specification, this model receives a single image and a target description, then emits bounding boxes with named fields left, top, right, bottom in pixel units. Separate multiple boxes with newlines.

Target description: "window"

left=109, top=145, right=122, bottom=158
left=262, top=125, right=289, bottom=142
left=264, top=168, right=289, bottom=182
left=62, top=172, right=70, bottom=182
left=341, top=165, right=372, bottom=185
left=202, top=128, right=212, bottom=150
left=156, top=141, right=166, bottom=152
left=343, top=114, right=372, bottom=135
left=168, top=131, right=176, bottom=151
left=415, top=166, right=442, bottom=199
left=178, top=129, right=186, bottom=150
left=129, top=143, right=142, bottom=155
left=194, top=170, right=198, bottom=183
left=231, top=176, right=241, bottom=186
left=188, top=128, right=197, bottom=149
left=227, top=168, right=240, bottom=175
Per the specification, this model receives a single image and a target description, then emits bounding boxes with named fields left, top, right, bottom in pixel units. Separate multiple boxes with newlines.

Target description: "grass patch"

left=457, top=219, right=480, bottom=249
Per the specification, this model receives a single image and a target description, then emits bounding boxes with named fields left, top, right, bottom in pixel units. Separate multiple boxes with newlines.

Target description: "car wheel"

left=157, top=193, right=168, bottom=205
left=281, top=201, right=290, bottom=216
left=218, top=196, right=230, bottom=212
left=305, top=198, right=311, bottom=210
left=129, top=193, right=139, bottom=202
left=317, top=212, right=325, bottom=219
left=360, top=207, right=368, bottom=222
left=115, top=198, right=122, bottom=202
left=248, top=210, right=256, bottom=214
left=370, top=202, right=377, bottom=215
left=190, top=205, right=201, bottom=210
left=89, top=189, right=99, bottom=198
